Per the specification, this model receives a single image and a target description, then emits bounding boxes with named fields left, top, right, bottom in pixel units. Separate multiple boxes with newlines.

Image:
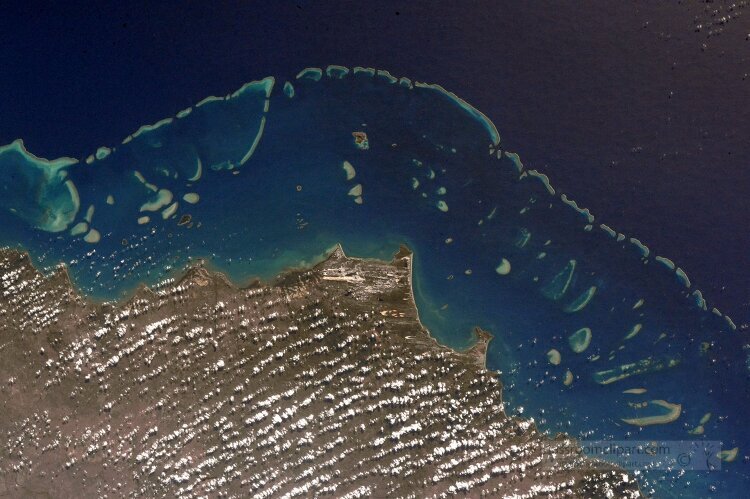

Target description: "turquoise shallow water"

left=1, top=66, right=748, bottom=496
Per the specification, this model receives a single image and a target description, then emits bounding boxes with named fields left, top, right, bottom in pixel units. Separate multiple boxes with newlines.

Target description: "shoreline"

left=0, top=64, right=737, bottom=329
left=3, top=241, right=499, bottom=373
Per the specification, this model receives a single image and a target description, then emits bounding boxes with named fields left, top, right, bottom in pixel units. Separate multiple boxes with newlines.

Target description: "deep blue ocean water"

left=1, top=66, right=748, bottom=496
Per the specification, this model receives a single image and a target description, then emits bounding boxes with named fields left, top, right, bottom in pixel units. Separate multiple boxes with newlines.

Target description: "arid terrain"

left=0, top=245, right=639, bottom=497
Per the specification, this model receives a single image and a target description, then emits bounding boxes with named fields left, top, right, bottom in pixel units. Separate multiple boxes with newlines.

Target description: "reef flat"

left=0, top=246, right=637, bottom=498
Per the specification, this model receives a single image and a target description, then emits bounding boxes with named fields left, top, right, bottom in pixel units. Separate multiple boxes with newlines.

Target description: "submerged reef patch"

left=0, top=140, right=80, bottom=232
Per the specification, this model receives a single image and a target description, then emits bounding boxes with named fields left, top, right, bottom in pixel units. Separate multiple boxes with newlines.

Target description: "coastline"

left=0, top=245, right=640, bottom=496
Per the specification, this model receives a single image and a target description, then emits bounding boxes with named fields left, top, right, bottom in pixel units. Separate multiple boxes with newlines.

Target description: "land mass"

left=0, top=245, right=638, bottom=497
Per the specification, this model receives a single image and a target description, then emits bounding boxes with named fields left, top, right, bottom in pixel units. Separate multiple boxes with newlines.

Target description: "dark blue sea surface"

left=0, top=66, right=747, bottom=497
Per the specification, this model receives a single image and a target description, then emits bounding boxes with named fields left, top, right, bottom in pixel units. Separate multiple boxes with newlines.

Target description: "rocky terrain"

left=0, top=245, right=639, bottom=498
